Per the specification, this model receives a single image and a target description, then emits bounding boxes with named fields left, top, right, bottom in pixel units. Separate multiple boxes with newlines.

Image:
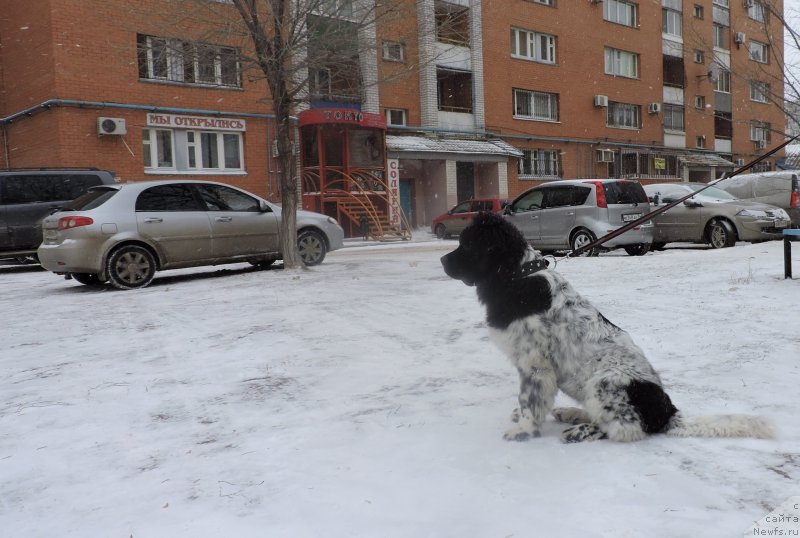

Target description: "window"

left=143, top=128, right=243, bottom=173
left=604, top=0, right=637, bottom=27
left=712, top=0, right=729, bottom=6
left=195, top=184, right=260, bottom=212
left=530, top=0, right=554, bottom=5
left=693, top=4, right=704, bottom=18
left=382, top=41, right=405, bottom=62
left=749, top=40, right=769, bottom=63
left=385, top=108, right=407, bottom=126
left=715, top=111, right=732, bottom=138
left=713, top=24, right=727, bottom=49
left=663, top=104, right=685, bottom=131
left=750, top=80, right=770, bottom=103
left=137, top=34, right=241, bottom=87
left=748, top=1, right=767, bottom=23
left=437, top=68, right=473, bottom=113
left=714, top=68, right=730, bottom=93
left=136, top=184, right=203, bottom=211
left=513, top=89, right=559, bottom=121
left=435, top=2, right=470, bottom=46
left=694, top=49, right=705, bottom=63
left=696, top=136, right=706, bottom=148
left=607, top=102, right=641, bottom=129
left=662, top=8, right=682, bottom=38
left=518, top=149, right=561, bottom=178
left=511, top=28, right=556, bottom=64
left=604, top=47, right=639, bottom=78
left=663, top=55, right=685, bottom=87
left=695, top=95, right=706, bottom=109
left=750, top=121, right=771, bottom=142
left=142, top=129, right=175, bottom=170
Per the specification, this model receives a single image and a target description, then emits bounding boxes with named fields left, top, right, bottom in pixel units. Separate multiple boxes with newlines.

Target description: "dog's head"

left=441, top=212, right=530, bottom=286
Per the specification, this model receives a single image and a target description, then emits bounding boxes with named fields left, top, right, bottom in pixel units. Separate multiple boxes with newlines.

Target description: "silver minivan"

left=504, top=179, right=653, bottom=256
left=716, top=171, right=800, bottom=226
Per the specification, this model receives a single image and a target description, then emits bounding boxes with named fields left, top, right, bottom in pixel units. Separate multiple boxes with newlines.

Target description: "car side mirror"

left=258, top=200, right=271, bottom=212
left=503, top=205, right=512, bottom=215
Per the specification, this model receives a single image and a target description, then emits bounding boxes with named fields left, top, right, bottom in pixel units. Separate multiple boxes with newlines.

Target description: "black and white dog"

left=441, top=212, right=774, bottom=443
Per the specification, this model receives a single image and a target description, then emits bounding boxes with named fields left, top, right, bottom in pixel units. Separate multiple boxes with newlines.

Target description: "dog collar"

left=515, top=258, right=549, bottom=278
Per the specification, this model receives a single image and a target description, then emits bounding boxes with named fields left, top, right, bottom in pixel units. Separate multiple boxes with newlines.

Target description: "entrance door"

left=456, top=162, right=475, bottom=202
left=399, top=180, right=413, bottom=228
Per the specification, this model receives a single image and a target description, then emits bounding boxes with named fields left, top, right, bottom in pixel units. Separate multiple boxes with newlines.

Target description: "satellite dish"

left=707, top=63, right=720, bottom=84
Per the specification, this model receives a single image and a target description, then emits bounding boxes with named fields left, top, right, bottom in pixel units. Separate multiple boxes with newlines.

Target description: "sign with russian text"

left=653, top=157, right=666, bottom=170
left=146, top=113, right=247, bottom=132
left=387, top=159, right=401, bottom=228
left=297, top=108, right=386, bottom=129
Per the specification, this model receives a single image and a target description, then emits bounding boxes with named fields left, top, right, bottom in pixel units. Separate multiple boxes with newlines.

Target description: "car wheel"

left=707, top=219, right=737, bottom=249
left=570, top=229, right=600, bottom=257
left=435, top=224, right=448, bottom=239
left=624, top=243, right=650, bottom=256
left=298, top=229, right=327, bottom=266
left=106, top=245, right=157, bottom=289
left=71, top=273, right=103, bottom=286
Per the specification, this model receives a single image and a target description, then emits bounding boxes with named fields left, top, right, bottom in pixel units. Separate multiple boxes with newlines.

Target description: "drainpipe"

left=1, top=124, right=8, bottom=169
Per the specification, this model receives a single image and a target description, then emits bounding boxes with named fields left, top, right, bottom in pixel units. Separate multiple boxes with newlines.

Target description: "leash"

left=567, top=135, right=799, bottom=257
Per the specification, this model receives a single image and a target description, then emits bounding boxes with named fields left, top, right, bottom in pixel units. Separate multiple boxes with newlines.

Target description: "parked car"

left=0, top=168, right=117, bottom=262
left=643, top=182, right=790, bottom=249
left=37, top=179, right=345, bottom=289
left=503, top=179, right=654, bottom=256
left=715, top=171, right=800, bottom=227
left=431, top=198, right=509, bottom=238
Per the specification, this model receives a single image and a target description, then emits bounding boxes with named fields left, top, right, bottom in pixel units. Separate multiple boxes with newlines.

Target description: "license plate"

left=622, top=213, right=642, bottom=223
left=44, top=229, right=58, bottom=240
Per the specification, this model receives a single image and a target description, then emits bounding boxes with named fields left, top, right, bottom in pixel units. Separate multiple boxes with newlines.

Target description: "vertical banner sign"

left=387, top=159, right=400, bottom=228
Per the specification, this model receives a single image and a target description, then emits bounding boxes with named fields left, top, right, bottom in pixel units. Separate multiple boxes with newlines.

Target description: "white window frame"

left=712, top=24, right=727, bottom=50
left=748, top=1, right=767, bottom=23
left=749, top=40, right=769, bottom=63
left=663, top=104, right=685, bottom=132
left=606, top=102, right=641, bottom=129
left=694, top=95, right=706, bottom=109
left=385, top=108, right=407, bottom=126
left=714, top=68, right=730, bottom=93
left=749, top=80, right=770, bottom=103
left=382, top=41, right=405, bottom=62
left=143, top=128, right=244, bottom=174
left=513, top=89, right=559, bottom=122
left=530, top=0, right=554, bottom=5
left=510, top=28, right=556, bottom=64
left=696, top=136, right=706, bottom=149
left=140, top=35, right=241, bottom=88
left=693, top=4, right=704, bottom=18
left=518, top=149, right=560, bottom=178
left=604, top=47, right=639, bottom=78
left=662, top=8, right=683, bottom=38
left=604, top=0, right=637, bottom=27
left=750, top=122, right=770, bottom=142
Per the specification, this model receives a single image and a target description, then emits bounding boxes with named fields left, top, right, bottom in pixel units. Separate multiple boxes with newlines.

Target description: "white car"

left=38, top=180, right=344, bottom=289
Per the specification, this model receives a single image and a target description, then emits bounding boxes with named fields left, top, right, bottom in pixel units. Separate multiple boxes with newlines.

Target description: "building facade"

left=0, top=0, right=786, bottom=234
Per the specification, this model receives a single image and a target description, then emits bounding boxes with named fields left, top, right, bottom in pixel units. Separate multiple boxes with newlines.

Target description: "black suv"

left=0, top=168, right=117, bottom=261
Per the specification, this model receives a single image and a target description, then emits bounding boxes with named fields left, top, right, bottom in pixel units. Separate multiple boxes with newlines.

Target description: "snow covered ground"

left=1, top=235, right=798, bottom=537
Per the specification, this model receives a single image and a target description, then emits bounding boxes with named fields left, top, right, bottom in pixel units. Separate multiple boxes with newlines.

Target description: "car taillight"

left=58, top=216, right=94, bottom=230
left=584, top=181, right=608, bottom=208
left=791, top=191, right=799, bottom=209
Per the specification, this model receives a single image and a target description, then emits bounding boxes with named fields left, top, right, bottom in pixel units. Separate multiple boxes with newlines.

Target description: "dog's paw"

left=560, top=423, right=606, bottom=443
left=503, top=425, right=541, bottom=442
left=510, top=408, right=521, bottom=423
left=552, top=407, right=591, bottom=425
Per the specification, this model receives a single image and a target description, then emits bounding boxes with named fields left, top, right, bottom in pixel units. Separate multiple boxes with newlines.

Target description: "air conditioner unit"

left=755, top=139, right=767, bottom=149
left=734, top=32, right=746, bottom=45
left=735, top=158, right=746, bottom=166
left=647, top=102, right=662, bottom=114
left=594, top=95, right=609, bottom=107
left=596, top=149, right=615, bottom=163
left=97, top=117, right=127, bottom=136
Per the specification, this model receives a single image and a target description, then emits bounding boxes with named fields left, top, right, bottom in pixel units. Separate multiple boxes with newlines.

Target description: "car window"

left=471, top=200, right=493, bottom=212
left=511, top=189, right=544, bottom=212
left=648, top=186, right=686, bottom=203
left=687, top=185, right=737, bottom=200
left=604, top=181, right=648, bottom=204
left=543, top=186, right=591, bottom=208
left=136, top=184, right=204, bottom=211
left=0, top=174, right=102, bottom=204
left=63, top=187, right=118, bottom=210
left=451, top=201, right=472, bottom=214
left=195, top=184, right=261, bottom=211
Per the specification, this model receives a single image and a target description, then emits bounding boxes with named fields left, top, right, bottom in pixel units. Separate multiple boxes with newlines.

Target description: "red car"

left=431, top=198, right=510, bottom=238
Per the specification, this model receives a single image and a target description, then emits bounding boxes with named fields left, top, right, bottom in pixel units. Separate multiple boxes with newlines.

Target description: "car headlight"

left=774, top=209, right=790, bottom=220
left=327, top=216, right=339, bottom=226
left=736, top=209, right=768, bottom=218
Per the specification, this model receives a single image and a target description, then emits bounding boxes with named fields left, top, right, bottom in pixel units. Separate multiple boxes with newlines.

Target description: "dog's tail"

left=665, top=413, right=775, bottom=439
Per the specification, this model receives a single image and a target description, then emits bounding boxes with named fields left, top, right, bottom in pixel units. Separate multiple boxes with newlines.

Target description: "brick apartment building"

left=0, top=0, right=786, bottom=233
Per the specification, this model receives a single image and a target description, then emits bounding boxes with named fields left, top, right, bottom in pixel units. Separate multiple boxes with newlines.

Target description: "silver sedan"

left=643, top=183, right=790, bottom=249
left=38, top=180, right=344, bottom=289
